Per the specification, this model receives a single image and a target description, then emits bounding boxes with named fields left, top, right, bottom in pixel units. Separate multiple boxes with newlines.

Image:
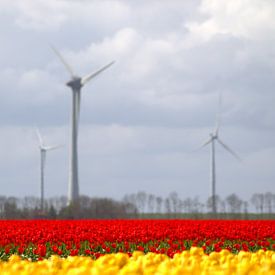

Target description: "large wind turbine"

left=36, top=129, right=61, bottom=211
left=198, top=94, right=241, bottom=213
left=52, top=46, right=115, bottom=205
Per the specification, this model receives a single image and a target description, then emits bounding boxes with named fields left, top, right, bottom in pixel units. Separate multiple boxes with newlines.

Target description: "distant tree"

left=251, top=193, right=264, bottom=214
left=59, top=203, right=79, bottom=219
left=264, top=192, right=273, bottom=214
left=243, top=201, right=249, bottom=214
left=123, top=201, right=138, bottom=216
left=226, top=193, right=243, bottom=213
left=155, top=196, right=163, bottom=213
left=168, top=192, right=181, bottom=213
left=147, top=194, right=156, bottom=213
left=4, top=197, right=19, bottom=219
left=48, top=205, right=57, bottom=219
left=47, top=196, right=67, bottom=213
left=182, top=198, right=192, bottom=213
left=181, top=197, right=203, bottom=214
left=88, top=198, right=136, bottom=219
left=192, top=197, right=203, bottom=213
left=272, top=193, right=275, bottom=213
left=206, top=195, right=222, bottom=213
left=136, top=191, right=147, bottom=213
left=0, top=196, right=6, bottom=217
left=164, top=198, right=171, bottom=214
left=21, top=196, right=40, bottom=210
left=123, top=194, right=139, bottom=213
left=220, top=200, right=226, bottom=213
left=79, top=195, right=92, bottom=210
left=57, top=196, right=138, bottom=219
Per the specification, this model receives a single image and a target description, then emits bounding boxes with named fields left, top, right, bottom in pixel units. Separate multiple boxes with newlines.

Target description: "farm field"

left=0, top=220, right=274, bottom=274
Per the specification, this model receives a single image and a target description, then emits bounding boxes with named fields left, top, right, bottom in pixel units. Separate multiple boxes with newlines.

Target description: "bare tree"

left=122, top=194, right=139, bottom=216
left=164, top=198, right=171, bottom=214
left=206, top=195, right=222, bottom=213
left=47, top=196, right=67, bottom=213
left=226, top=193, right=243, bottom=213
left=155, top=196, right=163, bottom=213
left=21, top=196, right=40, bottom=210
left=272, top=193, right=275, bottom=213
left=220, top=199, right=226, bottom=213
left=168, top=192, right=181, bottom=213
left=264, top=192, right=273, bottom=214
left=136, top=191, right=147, bottom=213
left=79, top=195, right=91, bottom=209
left=182, top=198, right=192, bottom=213
left=147, top=194, right=156, bottom=213
left=0, top=196, right=6, bottom=217
left=4, top=197, right=19, bottom=219
left=251, top=193, right=264, bottom=214
left=192, top=197, right=203, bottom=213
left=123, top=193, right=138, bottom=213
left=243, top=201, right=249, bottom=214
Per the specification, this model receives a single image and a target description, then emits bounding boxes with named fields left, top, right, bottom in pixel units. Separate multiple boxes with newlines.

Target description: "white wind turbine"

left=36, top=128, right=61, bottom=211
left=51, top=46, right=115, bottom=205
left=197, top=94, right=241, bottom=214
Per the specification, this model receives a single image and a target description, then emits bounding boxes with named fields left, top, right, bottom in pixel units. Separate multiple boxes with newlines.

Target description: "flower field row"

left=1, top=249, right=275, bottom=274
left=0, top=220, right=274, bottom=261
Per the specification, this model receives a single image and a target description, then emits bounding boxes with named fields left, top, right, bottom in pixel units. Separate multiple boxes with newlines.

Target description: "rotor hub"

left=66, top=77, right=82, bottom=90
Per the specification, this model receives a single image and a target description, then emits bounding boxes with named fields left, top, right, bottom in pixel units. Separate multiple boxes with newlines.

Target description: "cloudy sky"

left=0, top=0, right=274, bottom=202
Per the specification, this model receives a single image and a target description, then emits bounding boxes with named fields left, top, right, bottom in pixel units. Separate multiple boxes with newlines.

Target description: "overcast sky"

left=0, top=0, right=274, bottom=202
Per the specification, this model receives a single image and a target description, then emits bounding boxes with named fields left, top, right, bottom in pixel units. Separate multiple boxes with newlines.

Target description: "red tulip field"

left=0, top=220, right=274, bottom=260
left=0, top=220, right=274, bottom=274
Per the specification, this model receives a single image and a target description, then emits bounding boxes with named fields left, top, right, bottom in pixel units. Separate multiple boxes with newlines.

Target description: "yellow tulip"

left=0, top=250, right=274, bottom=274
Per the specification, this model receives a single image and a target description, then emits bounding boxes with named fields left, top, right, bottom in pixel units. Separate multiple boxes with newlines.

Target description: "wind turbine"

left=51, top=46, right=115, bottom=205
left=36, top=128, right=61, bottom=211
left=197, top=94, right=241, bottom=214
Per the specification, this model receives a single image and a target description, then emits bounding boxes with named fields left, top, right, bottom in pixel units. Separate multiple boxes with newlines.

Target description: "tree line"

left=123, top=191, right=275, bottom=215
left=0, top=191, right=274, bottom=219
left=0, top=195, right=137, bottom=219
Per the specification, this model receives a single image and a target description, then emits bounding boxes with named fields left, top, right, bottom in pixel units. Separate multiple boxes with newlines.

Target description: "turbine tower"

left=197, top=94, right=241, bottom=214
left=36, top=128, right=61, bottom=211
left=52, top=46, right=115, bottom=205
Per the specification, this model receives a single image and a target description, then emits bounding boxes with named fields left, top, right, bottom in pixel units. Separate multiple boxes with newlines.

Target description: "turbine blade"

left=44, top=145, right=63, bottom=151
left=51, top=45, right=75, bottom=77
left=217, top=138, right=241, bottom=161
left=215, top=92, right=222, bottom=135
left=194, top=137, right=212, bottom=151
left=81, top=61, right=115, bottom=86
left=35, top=128, right=43, bottom=147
